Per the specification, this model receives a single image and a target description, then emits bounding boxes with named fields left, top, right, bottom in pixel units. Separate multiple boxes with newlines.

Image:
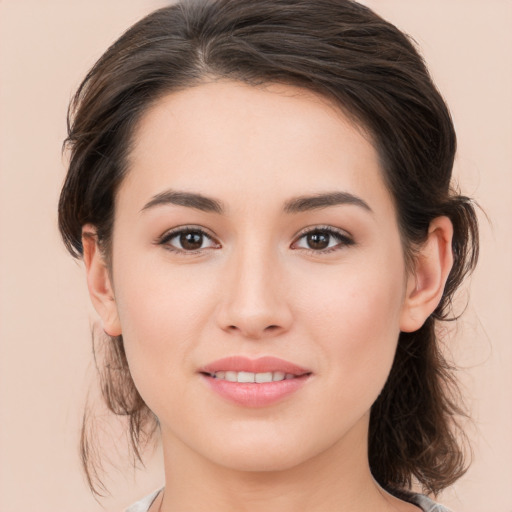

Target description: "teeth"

left=211, top=371, right=296, bottom=383
left=255, top=372, right=272, bottom=383
left=238, top=371, right=255, bottom=383
left=225, top=371, right=237, bottom=382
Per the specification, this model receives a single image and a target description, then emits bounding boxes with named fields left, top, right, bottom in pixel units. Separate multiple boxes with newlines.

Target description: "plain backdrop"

left=0, top=1, right=510, bottom=511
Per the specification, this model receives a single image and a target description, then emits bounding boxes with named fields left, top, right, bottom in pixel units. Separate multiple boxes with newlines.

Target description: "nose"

left=215, top=244, right=293, bottom=340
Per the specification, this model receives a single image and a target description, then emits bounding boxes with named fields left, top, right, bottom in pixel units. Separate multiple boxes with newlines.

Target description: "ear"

left=400, top=216, right=454, bottom=333
left=82, top=224, right=122, bottom=337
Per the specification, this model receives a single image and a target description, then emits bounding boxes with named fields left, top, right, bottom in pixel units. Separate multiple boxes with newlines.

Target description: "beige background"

left=0, top=1, right=510, bottom=510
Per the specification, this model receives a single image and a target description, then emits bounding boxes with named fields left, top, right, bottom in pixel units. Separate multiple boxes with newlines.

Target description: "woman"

left=58, top=0, right=479, bottom=510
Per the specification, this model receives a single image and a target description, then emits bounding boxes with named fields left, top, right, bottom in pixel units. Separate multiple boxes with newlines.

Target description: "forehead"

left=121, top=80, right=393, bottom=217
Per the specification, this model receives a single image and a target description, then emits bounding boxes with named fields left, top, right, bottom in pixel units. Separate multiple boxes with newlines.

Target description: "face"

left=97, top=81, right=416, bottom=473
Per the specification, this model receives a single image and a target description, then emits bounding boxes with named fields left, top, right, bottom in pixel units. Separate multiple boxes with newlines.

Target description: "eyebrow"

left=283, top=191, right=372, bottom=214
left=141, top=189, right=372, bottom=215
left=141, top=190, right=225, bottom=214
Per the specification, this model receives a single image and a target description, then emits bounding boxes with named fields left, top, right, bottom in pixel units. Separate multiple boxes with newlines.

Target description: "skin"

left=83, top=81, right=454, bottom=512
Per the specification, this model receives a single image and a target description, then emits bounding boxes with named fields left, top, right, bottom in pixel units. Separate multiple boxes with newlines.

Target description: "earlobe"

left=82, top=224, right=122, bottom=337
left=400, top=216, right=454, bottom=333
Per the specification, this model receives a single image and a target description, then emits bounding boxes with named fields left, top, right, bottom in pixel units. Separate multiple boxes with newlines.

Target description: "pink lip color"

left=200, top=356, right=311, bottom=408
left=201, top=356, right=310, bottom=375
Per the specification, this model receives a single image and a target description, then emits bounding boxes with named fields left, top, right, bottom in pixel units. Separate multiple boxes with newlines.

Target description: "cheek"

left=115, top=254, right=216, bottom=336
left=111, top=258, right=219, bottom=405
left=300, top=261, right=405, bottom=399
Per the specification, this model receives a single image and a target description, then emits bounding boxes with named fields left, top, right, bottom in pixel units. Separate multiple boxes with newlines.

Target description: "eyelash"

left=157, top=226, right=219, bottom=254
left=156, top=225, right=354, bottom=255
left=291, top=225, right=355, bottom=254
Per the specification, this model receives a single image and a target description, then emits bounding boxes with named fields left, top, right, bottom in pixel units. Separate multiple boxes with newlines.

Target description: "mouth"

left=199, top=356, right=312, bottom=407
left=200, top=355, right=311, bottom=380
left=203, top=370, right=301, bottom=383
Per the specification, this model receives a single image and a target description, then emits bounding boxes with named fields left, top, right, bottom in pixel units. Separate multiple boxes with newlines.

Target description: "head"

left=58, top=0, right=478, bottom=498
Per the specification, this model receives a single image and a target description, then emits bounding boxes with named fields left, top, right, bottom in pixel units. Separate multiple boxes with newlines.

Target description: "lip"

left=199, top=356, right=312, bottom=408
left=200, top=356, right=311, bottom=376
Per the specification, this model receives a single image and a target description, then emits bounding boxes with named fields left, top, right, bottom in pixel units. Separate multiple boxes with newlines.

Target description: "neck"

left=157, top=417, right=412, bottom=512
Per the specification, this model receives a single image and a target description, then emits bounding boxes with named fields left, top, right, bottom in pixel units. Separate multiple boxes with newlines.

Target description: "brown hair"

left=58, top=0, right=479, bottom=498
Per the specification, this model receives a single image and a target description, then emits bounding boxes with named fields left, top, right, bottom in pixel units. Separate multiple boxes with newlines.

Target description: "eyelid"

left=291, top=225, right=355, bottom=252
left=156, top=225, right=221, bottom=253
left=155, top=224, right=353, bottom=255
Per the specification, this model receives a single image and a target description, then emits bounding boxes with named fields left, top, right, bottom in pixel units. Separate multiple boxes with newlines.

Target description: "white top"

left=125, top=488, right=453, bottom=512
left=125, top=489, right=162, bottom=512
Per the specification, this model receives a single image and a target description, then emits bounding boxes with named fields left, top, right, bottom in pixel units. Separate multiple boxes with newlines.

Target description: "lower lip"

left=202, top=375, right=310, bottom=407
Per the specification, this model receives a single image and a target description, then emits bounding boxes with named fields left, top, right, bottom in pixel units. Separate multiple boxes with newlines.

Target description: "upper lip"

left=200, top=356, right=311, bottom=376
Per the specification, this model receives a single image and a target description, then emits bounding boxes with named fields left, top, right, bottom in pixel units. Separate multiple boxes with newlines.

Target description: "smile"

left=207, top=371, right=297, bottom=383
left=200, top=356, right=312, bottom=407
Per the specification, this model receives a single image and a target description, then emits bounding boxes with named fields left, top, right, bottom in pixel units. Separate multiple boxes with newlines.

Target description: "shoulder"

left=125, top=488, right=162, bottom=512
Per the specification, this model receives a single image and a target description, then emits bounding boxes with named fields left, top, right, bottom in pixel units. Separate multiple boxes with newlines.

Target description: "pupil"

left=308, top=232, right=329, bottom=250
left=180, top=231, right=203, bottom=250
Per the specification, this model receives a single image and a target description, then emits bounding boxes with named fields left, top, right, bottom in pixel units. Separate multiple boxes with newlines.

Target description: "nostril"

left=225, top=323, right=282, bottom=338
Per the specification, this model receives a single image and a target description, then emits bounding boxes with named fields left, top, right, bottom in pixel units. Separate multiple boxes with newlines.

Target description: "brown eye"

left=159, top=227, right=219, bottom=253
left=306, top=232, right=331, bottom=250
left=180, top=231, right=204, bottom=250
left=293, top=227, right=354, bottom=253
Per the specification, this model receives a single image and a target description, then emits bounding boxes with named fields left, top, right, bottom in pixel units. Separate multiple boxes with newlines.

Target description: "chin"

left=213, top=446, right=312, bottom=474
left=193, top=422, right=341, bottom=474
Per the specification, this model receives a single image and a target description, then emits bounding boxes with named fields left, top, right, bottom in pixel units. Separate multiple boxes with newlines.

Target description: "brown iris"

left=180, top=231, right=204, bottom=250
left=306, top=231, right=331, bottom=250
